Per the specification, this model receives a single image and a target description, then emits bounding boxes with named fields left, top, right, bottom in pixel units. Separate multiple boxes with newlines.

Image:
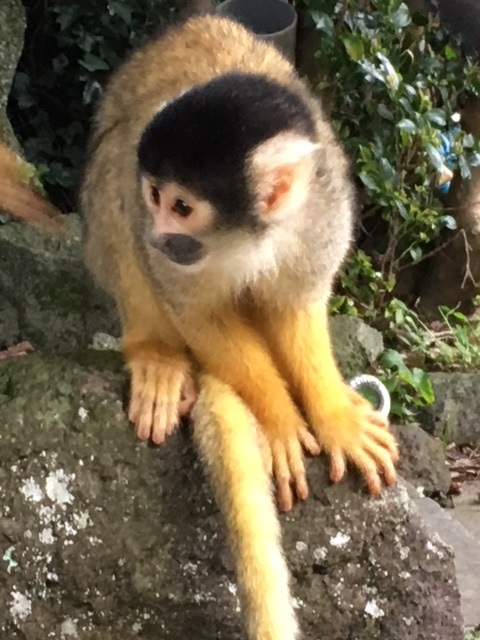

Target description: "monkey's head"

left=137, top=72, right=319, bottom=269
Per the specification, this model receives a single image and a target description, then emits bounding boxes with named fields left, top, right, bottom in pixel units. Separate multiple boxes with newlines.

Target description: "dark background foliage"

left=8, top=0, right=176, bottom=211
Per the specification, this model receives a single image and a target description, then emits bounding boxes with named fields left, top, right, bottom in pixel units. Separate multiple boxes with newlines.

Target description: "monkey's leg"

left=117, top=264, right=195, bottom=444
left=176, top=311, right=320, bottom=510
left=192, top=373, right=299, bottom=640
left=261, top=301, right=399, bottom=500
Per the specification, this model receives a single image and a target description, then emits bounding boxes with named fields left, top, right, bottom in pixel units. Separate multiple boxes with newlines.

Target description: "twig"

left=460, top=228, right=477, bottom=289
left=396, top=231, right=461, bottom=272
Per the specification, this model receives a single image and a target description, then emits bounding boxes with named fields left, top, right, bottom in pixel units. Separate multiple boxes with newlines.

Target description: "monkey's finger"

left=164, top=374, right=184, bottom=430
left=347, top=449, right=383, bottom=497
left=128, top=363, right=148, bottom=425
left=329, top=448, right=346, bottom=484
left=361, top=438, right=397, bottom=486
left=364, top=424, right=399, bottom=461
left=298, top=426, right=321, bottom=457
left=272, top=443, right=293, bottom=512
left=179, top=376, right=197, bottom=416
left=165, top=402, right=181, bottom=437
left=286, top=439, right=309, bottom=502
left=136, top=399, right=155, bottom=441
left=151, top=401, right=172, bottom=444
left=366, top=411, right=389, bottom=430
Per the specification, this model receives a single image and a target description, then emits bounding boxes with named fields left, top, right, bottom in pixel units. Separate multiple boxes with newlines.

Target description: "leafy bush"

left=8, top=0, right=176, bottom=210
left=299, top=0, right=480, bottom=418
left=301, top=0, right=480, bottom=307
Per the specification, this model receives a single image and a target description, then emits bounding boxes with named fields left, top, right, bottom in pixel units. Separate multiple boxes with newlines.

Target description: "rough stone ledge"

left=0, top=354, right=464, bottom=640
left=422, top=372, right=480, bottom=445
left=413, top=491, right=480, bottom=631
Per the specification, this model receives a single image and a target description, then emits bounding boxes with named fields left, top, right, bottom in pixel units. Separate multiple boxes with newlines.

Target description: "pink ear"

left=261, top=165, right=296, bottom=215
left=252, top=133, right=318, bottom=217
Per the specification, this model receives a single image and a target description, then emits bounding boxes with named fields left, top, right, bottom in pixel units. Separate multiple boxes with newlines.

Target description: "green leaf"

left=426, top=109, right=446, bottom=126
left=379, top=157, right=397, bottom=183
left=425, top=143, right=444, bottom=171
left=412, top=369, right=435, bottom=403
left=391, top=3, right=412, bottom=29
left=359, top=172, right=377, bottom=191
left=79, top=52, right=110, bottom=72
left=459, top=155, right=472, bottom=180
left=309, top=11, right=334, bottom=36
left=410, top=246, right=422, bottom=261
left=378, top=104, right=394, bottom=121
left=107, top=1, right=132, bottom=23
left=381, top=349, right=409, bottom=376
left=397, top=118, right=417, bottom=134
left=444, top=44, right=456, bottom=60
left=342, top=34, right=365, bottom=62
left=439, top=215, right=457, bottom=230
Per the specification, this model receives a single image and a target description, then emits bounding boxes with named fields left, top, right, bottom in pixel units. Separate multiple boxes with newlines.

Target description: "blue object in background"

left=438, top=126, right=460, bottom=194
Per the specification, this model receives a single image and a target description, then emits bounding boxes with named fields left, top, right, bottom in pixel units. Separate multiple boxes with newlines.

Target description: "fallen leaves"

left=446, top=442, right=480, bottom=496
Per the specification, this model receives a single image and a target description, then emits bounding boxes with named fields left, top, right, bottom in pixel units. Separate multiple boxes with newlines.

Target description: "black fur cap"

left=137, top=72, right=316, bottom=228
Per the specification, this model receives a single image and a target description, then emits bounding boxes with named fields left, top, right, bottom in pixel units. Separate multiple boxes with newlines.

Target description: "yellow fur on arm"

left=182, top=311, right=305, bottom=440
left=192, top=374, right=299, bottom=640
left=261, top=300, right=349, bottom=420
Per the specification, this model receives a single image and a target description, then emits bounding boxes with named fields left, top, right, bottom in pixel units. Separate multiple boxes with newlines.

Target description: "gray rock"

left=0, top=0, right=25, bottom=150
left=452, top=479, right=480, bottom=541
left=422, top=372, right=480, bottom=445
left=0, top=355, right=464, bottom=640
left=414, top=491, right=480, bottom=631
left=390, top=423, right=451, bottom=495
left=330, top=315, right=384, bottom=378
left=0, top=215, right=118, bottom=353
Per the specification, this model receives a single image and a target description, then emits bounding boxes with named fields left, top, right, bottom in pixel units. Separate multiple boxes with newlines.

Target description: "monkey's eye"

left=150, top=185, right=160, bottom=205
left=172, top=199, right=193, bottom=218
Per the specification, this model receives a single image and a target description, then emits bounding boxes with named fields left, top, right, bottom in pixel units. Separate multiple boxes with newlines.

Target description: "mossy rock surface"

left=0, top=216, right=118, bottom=353
left=0, top=354, right=463, bottom=639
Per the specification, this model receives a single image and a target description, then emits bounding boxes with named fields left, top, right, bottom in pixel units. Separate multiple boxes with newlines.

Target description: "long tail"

left=0, top=141, right=64, bottom=233
left=192, top=374, right=299, bottom=640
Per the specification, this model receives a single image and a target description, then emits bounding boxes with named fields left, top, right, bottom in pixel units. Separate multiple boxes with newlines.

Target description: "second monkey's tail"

left=0, top=141, right=64, bottom=234
left=192, top=374, right=299, bottom=640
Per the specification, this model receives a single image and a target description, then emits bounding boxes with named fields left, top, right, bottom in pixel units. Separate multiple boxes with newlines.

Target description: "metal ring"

left=349, top=374, right=391, bottom=418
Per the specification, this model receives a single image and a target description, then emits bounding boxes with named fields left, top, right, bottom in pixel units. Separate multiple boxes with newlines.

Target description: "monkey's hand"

left=258, top=420, right=320, bottom=513
left=128, top=356, right=196, bottom=444
left=259, top=301, right=399, bottom=504
left=312, top=386, right=399, bottom=496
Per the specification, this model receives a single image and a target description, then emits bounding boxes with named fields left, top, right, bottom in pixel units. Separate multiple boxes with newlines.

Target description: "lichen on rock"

left=0, top=353, right=464, bottom=639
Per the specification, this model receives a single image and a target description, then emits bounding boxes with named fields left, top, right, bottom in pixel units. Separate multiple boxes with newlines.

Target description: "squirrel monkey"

left=0, top=140, right=63, bottom=233
left=81, top=11, right=399, bottom=510
left=81, top=11, right=399, bottom=639
left=81, top=15, right=398, bottom=510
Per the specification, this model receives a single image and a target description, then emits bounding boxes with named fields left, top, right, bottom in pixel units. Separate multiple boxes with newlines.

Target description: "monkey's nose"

left=154, top=233, right=205, bottom=266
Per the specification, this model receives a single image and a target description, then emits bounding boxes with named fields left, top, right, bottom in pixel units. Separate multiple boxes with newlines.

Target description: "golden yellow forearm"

left=261, top=299, right=399, bottom=496
left=260, top=300, right=345, bottom=415
left=180, top=311, right=305, bottom=439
